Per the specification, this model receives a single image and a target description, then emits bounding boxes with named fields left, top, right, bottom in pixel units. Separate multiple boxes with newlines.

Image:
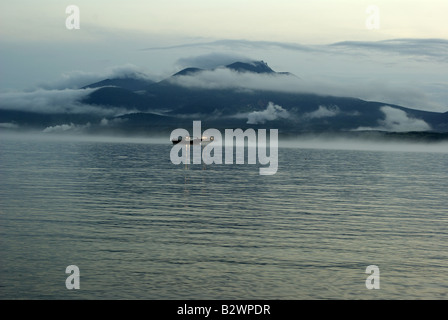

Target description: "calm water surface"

left=0, top=134, right=447, bottom=299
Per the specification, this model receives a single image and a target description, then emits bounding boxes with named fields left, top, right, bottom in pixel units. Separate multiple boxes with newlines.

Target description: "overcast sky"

left=0, top=0, right=447, bottom=111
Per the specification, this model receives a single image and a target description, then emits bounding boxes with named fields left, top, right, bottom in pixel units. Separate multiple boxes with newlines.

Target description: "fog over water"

left=2, top=131, right=447, bottom=154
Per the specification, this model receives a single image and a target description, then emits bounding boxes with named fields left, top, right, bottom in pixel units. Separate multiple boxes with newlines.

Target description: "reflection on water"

left=0, top=134, right=447, bottom=299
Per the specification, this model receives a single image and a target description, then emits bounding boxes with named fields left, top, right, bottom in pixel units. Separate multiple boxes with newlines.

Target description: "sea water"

left=0, top=133, right=447, bottom=299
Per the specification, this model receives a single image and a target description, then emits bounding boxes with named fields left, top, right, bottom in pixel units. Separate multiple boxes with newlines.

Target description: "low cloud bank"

left=169, top=67, right=300, bottom=92
left=168, top=59, right=447, bottom=112
left=0, top=122, right=19, bottom=129
left=0, top=88, right=134, bottom=116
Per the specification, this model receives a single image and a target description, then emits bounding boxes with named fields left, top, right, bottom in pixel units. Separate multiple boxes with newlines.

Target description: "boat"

left=172, top=136, right=214, bottom=145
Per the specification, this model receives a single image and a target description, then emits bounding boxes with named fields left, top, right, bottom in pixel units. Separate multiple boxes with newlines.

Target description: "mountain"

left=225, top=61, right=275, bottom=74
left=1, top=60, right=447, bottom=136
left=172, top=67, right=204, bottom=77
left=172, top=60, right=289, bottom=77
left=81, top=87, right=153, bottom=111
left=81, top=76, right=154, bottom=91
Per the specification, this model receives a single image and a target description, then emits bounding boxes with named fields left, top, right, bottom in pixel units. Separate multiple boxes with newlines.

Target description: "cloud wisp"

left=36, top=64, right=155, bottom=90
left=355, top=106, right=432, bottom=132
left=304, top=105, right=340, bottom=119
left=247, top=102, right=290, bottom=124
left=42, top=123, right=91, bottom=134
left=141, top=39, right=317, bottom=53
left=176, top=52, right=253, bottom=70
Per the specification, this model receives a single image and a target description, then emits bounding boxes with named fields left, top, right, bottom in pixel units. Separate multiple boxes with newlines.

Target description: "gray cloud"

left=146, top=38, right=447, bottom=112
left=168, top=66, right=447, bottom=112
left=176, top=52, right=253, bottom=70
left=143, top=38, right=448, bottom=62
left=37, top=72, right=104, bottom=90
left=329, top=39, right=448, bottom=62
